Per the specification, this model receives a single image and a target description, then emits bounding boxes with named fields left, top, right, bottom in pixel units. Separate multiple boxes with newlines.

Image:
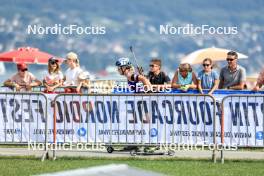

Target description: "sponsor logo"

left=256, top=131, right=264, bottom=140
left=150, top=128, right=158, bottom=137
left=77, top=127, right=87, bottom=137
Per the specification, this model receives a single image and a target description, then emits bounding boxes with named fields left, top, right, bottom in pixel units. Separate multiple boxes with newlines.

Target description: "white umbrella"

left=181, top=47, right=248, bottom=64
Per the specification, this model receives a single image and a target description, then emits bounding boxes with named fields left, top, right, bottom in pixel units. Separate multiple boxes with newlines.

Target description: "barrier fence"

left=0, top=91, right=264, bottom=162
left=0, top=92, right=48, bottom=160
left=1, top=79, right=122, bottom=94
left=52, top=93, right=217, bottom=160
left=221, top=94, right=264, bottom=163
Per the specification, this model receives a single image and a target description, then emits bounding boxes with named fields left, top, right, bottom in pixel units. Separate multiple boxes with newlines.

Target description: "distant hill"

left=0, top=0, right=263, bottom=81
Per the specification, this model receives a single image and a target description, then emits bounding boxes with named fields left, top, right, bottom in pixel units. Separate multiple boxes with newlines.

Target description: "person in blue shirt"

left=197, top=58, right=219, bottom=95
left=171, top=63, right=198, bottom=92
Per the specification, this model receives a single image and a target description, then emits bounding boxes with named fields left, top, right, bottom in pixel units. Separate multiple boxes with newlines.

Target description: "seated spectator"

left=147, top=58, right=171, bottom=91
left=63, top=52, right=84, bottom=93
left=4, top=63, right=41, bottom=92
left=219, top=51, right=246, bottom=90
left=76, top=71, right=90, bottom=93
left=197, top=58, right=219, bottom=95
left=252, top=68, right=264, bottom=91
left=43, top=57, right=64, bottom=93
left=171, top=63, right=198, bottom=92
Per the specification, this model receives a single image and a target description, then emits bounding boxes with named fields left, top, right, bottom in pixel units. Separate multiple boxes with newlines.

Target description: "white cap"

left=78, top=71, right=90, bottom=80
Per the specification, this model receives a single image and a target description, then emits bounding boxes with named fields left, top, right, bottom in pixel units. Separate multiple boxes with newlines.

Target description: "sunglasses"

left=149, top=64, right=159, bottom=67
left=226, top=58, right=235, bottom=62
left=203, top=64, right=210, bottom=67
left=19, top=69, right=27, bottom=72
left=179, top=69, right=188, bottom=73
left=49, top=61, right=57, bottom=65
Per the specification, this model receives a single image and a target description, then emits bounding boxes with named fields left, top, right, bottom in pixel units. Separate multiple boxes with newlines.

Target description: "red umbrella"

left=0, top=47, right=64, bottom=64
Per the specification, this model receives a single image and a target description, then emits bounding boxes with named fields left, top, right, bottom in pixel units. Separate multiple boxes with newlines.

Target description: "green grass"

left=0, top=156, right=264, bottom=176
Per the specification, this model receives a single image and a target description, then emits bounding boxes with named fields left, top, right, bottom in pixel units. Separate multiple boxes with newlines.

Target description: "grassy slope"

left=0, top=157, right=264, bottom=176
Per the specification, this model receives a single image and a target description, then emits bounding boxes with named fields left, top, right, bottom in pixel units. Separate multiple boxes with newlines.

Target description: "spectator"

left=4, top=63, right=41, bottom=92
left=43, top=57, right=64, bottom=93
left=147, top=58, right=171, bottom=91
left=76, top=71, right=90, bottom=93
left=171, top=63, right=198, bottom=92
left=115, top=57, right=151, bottom=92
left=219, top=51, right=246, bottom=90
left=63, top=52, right=84, bottom=93
left=197, top=58, right=219, bottom=95
left=252, top=68, right=264, bottom=91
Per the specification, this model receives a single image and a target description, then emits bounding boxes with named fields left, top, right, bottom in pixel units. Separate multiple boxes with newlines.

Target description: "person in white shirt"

left=43, top=57, right=64, bottom=93
left=64, top=52, right=87, bottom=93
left=76, top=71, right=90, bottom=93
